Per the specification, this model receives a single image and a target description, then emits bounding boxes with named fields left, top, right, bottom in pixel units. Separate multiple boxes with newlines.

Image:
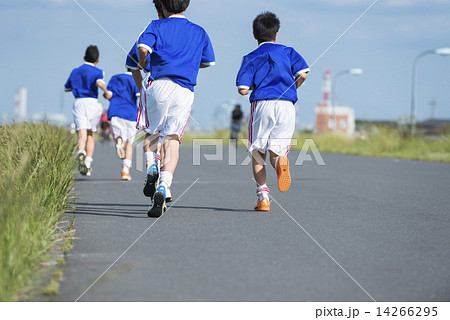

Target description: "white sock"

left=145, top=152, right=160, bottom=171
left=85, top=156, right=93, bottom=169
left=159, top=171, right=173, bottom=188
left=77, top=150, right=86, bottom=156
left=256, top=184, right=270, bottom=201
left=123, top=159, right=132, bottom=172
left=145, top=152, right=154, bottom=171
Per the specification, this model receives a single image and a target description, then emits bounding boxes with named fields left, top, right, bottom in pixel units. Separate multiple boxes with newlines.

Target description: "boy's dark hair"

left=253, top=12, right=280, bottom=43
left=84, top=45, right=99, bottom=63
left=153, top=0, right=163, bottom=15
left=161, top=0, right=190, bottom=14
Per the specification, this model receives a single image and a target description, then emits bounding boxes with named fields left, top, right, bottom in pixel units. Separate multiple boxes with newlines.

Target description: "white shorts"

left=140, top=76, right=194, bottom=142
left=248, top=100, right=296, bottom=156
left=110, top=117, right=137, bottom=144
left=72, top=98, right=103, bottom=132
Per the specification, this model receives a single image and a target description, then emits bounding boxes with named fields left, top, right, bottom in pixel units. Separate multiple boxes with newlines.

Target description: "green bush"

left=0, top=123, right=76, bottom=301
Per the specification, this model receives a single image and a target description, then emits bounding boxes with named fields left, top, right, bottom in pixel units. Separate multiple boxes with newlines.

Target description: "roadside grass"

left=182, top=126, right=450, bottom=162
left=0, top=123, right=76, bottom=301
left=292, top=127, right=450, bottom=162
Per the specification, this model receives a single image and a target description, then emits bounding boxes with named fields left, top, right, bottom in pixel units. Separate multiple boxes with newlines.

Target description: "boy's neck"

left=164, top=10, right=186, bottom=18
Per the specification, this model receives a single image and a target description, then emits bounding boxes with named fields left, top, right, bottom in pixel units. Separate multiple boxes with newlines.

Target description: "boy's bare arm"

left=97, top=81, right=112, bottom=100
left=238, top=84, right=253, bottom=96
left=131, top=69, right=143, bottom=91
left=295, top=73, right=307, bottom=89
left=138, top=47, right=149, bottom=70
left=238, top=88, right=249, bottom=96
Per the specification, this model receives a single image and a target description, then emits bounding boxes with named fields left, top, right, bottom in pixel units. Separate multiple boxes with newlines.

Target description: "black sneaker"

left=148, top=185, right=167, bottom=218
left=143, top=164, right=159, bottom=198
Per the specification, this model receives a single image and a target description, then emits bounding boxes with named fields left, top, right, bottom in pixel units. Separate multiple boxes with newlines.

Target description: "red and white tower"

left=321, top=69, right=332, bottom=106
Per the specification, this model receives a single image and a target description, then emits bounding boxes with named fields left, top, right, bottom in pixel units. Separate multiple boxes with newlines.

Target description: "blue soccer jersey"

left=65, top=63, right=105, bottom=99
left=137, top=16, right=215, bottom=92
left=107, top=72, right=139, bottom=122
left=236, top=43, right=309, bottom=104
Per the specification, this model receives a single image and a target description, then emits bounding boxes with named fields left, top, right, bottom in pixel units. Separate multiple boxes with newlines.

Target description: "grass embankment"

left=183, top=127, right=450, bottom=162
left=0, top=123, right=76, bottom=301
left=293, top=127, right=450, bottom=162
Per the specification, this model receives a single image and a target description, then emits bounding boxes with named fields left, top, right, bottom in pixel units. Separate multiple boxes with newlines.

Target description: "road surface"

left=55, top=141, right=450, bottom=301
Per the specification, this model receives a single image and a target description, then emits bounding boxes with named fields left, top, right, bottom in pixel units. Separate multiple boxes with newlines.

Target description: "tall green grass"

left=293, top=127, right=450, bottom=162
left=183, top=126, right=450, bottom=162
left=0, top=123, right=76, bottom=301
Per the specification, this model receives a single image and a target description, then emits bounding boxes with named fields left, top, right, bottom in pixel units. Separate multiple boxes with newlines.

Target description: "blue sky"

left=0, top=0, right=449, bottom=129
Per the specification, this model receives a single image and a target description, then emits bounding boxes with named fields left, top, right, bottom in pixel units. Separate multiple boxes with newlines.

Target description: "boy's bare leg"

left=161, top=135, right=180, bottom=175
left=77, top=129, right=87, bottom=153
left=144, top=133, right=160, bottom=154
left=86, top=130, right=95, bottom=158
left=125, top=141, right=133, bottom=162
left=269, top=150, right=279, bottom=169
left=252, top=150, right=267, bottom=186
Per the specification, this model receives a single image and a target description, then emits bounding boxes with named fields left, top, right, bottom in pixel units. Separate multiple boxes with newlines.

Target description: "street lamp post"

left=410, top=47, right=450, bottom=136
left=331, top=68, right=363, bottom=133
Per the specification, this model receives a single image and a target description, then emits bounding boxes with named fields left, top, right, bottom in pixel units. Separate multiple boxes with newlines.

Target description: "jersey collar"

left=258, top=42, right=276, bottom=47
left=84, top=62, right=95, bottom=66
left=168, top=15, right=186, bottom=19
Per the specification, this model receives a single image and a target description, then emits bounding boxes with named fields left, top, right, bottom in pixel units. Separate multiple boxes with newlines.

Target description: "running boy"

left=236, top=12, right=309, bottom=212
left=104, top=69, right=140, bottom=181
left=137, top=0, right=215, bottom=217
left=126, top=0, right=168, bottom=199
left=65, top=45, right=112, bottom=176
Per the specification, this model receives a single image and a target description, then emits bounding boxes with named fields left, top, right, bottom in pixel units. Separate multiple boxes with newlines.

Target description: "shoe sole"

left=143, top=171, right=159, bottom=198
left=147, top=191, right=166, bottom=218
left=254, top=207, right=270, bottom=212
left=277, top=156, right=291, bottom=192
left=77, top=154, right=88, bottom=176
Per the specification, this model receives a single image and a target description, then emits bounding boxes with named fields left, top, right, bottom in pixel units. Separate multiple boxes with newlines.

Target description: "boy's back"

left=137, top=16, right=215, bottom=91
left=65, top=63, right=105, bottom=99
left=107, top=72, right=139, bottom=122
left=237, top=43, right=309, bottom=104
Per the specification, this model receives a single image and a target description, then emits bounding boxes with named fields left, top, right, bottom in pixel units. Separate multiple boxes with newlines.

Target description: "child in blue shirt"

left=137, top=0, right=215, bottom=217
left=105, top=69, right=140, bottom=181
left=65, top=45, right=112, bottom=176
left=236, top=12, right=309, bottom=212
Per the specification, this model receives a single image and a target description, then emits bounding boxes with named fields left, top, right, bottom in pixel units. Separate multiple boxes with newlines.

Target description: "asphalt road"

left=55, top=141, right=450, bottom=301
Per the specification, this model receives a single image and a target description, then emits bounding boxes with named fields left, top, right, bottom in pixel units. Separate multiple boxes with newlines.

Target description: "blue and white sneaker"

left=148, top=185, right=167, bottom=218
left=143, top=164, right=159, bottom=198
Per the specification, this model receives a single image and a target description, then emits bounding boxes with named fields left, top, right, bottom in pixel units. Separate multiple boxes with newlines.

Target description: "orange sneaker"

left=276, top=156, right=291, bottom=192
left=121, top=171, right=131, bottom=181
left=254, top=198, right=271, bottom=212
